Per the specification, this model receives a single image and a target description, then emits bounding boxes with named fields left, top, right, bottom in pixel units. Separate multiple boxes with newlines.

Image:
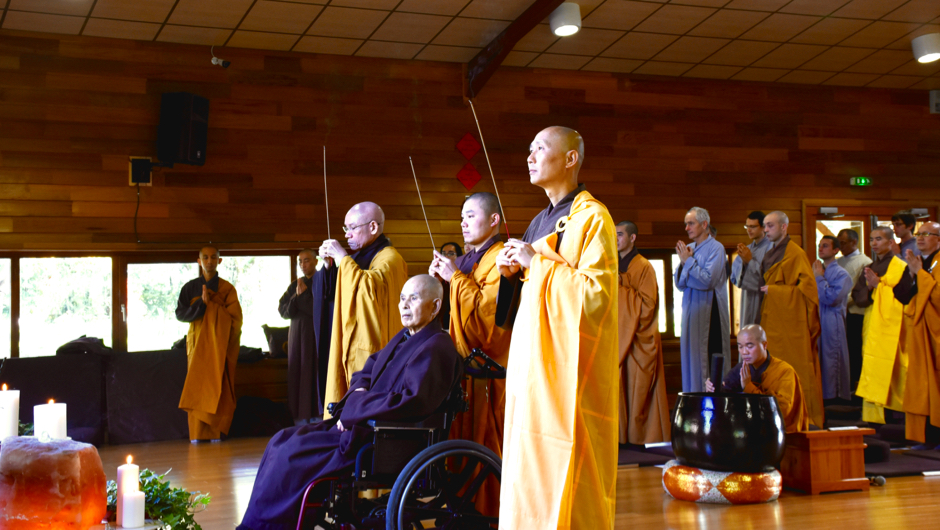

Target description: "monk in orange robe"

left=616, top=220, right=669, bottom=445
left=759, top=211, right=824, bottom=428
left=898, top=222, right=940, bottom=445
left=176, top=246, right=243, bottom=442
left=497, top=127, right=618, bottom=530
left=706, top=324, right=809, bottom=433
left=429, top=191, right=510, bottom=516
left=318, top=202, right=409, bottom=416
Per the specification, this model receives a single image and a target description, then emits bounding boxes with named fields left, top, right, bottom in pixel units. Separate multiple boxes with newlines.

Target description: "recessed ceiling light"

left=550, top=2, right=581, bottom=38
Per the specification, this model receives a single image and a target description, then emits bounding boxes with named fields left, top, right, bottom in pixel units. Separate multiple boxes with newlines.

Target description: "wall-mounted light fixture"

left=550, top=2, right=581, bottom=37
left=912, top=33, right=940, bottom=64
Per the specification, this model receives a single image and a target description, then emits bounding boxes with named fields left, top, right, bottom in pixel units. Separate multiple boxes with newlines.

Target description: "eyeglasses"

left=441, top=251, right=458, bottom=258
left=343, top=220, right=374, bottom=234
left=914, top=232, right=940, bottom=238
left=744, top=225, right=761, bottom=230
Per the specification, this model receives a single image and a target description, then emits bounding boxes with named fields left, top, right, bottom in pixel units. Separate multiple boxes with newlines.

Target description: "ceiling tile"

left=168, top=0, right=255, bottom=28
left=866, top=75, right=923, bottom=88
left=844, top=49, right=914, bottom=74
left=572, top=0, right=608, bottom=19
left=884, top=24, right=940, bottom=51
left=356, top=40, right=423, bottom=59
left=723, top=0, right=789, bottom=10
left=751, top=43, right=827, bottom=68
left=889, top=58, right=940, bottom=77
left=687, top=9, right=770, bottom=38
left=702, top=40, right=779, bottom=66
left=884, top=0, right=940, bottom=23
left=371, top=12, right=451, bottom=43
left=415, top=45, right=479, bottom=62
left=91, top=0, right=176, bottom=23
left=789, top=17, right=870, bottom=45
left=777, top=70, right=834, bottom=84
left=514, top=24, right=558, bottom=52
left=460, top=0, right=532, bottom=21
left=581, top=57, right=643, bottom=73
left=653, top=36, right=730, bottom=63
left=397, top=0, right=468, bottom=16
left=633, top=5, right=716, bottom=35
left=293, top=36, right=362, bottom=55
left=528, top=53, right=593, bottom=70
left=779, top=0, right=852, bottom=16
left=839, top=21, right=920, bottom=48
left=331, top=0, right=399, bottom=9
left=307, top=7, right=389, bottom=39
left=502, top=50, right=538, bottom=67
left=83, top=18, right=161, bottom=41
left=601, top=32, right=678, bottom=60
left=739, top=13, right=820, bottom=42
left=156, top=25, right=232, bottom=46
left=633, top=61, right=695, bottom=76
left=227, top=30, right=299, bottom=51
left=675, top=0, right=732, bottom=7
left=581, top=0, right=661, bottom=31
left=8, top=0, right=94, bottom=16
left=545, top=28, right=624, bottom=56
left=909, top=77, right=940, bottom=90
left=240, top=1, right=323, bottom=34
left=822, top=72, right=879, bottom=86
left=432, top=18, right=510, bottom=48
left=831, top=0, right=907, bottom=20
left=683, top=64, right=742, bottom=79
left=732, top=67, right=788, bottom=81
left=3, top=11, right=85, bottom=34
left=800, top=47, right=874, bottom=71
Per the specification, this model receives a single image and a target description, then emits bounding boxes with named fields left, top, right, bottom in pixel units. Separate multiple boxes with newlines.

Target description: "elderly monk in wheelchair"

left=238, top=274, right=462, bottom=530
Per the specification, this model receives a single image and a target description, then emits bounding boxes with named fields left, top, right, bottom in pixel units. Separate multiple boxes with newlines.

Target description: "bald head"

left=399, top=274, right=443, bottom=334
left=544, top=126, right=584, bottom=170
left=348, top=202, right=385, bottom=226
left=406, top=274, right=443, bottom=300
left=200, top=245, right=219, bottom=258
left=344, top=202, right=385, bottom=251
left=466, top=192, right=501, bottom=218
left=763, top=211, right=789, bottom=244
left=916, top=221, right=940, bottom=255
left=197, top=245, right=221, bottom=280
left=528, top=126, right=586, bottom=205
left=737, top=324, right=769, bottom=367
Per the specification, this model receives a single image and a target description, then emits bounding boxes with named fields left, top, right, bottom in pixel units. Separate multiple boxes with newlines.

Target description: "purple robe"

left=279, top=276, right=318, bottom=421
left=237, top=320, right=461, bottom=530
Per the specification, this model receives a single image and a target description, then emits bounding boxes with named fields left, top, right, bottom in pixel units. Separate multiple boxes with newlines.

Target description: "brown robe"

left=902, top=251, right=940, bottom=442
left=617, top=250, right=670, bottom=444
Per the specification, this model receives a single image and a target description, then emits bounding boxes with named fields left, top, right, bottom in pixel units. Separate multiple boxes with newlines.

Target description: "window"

left=19, top=257, right=112, bottom=357
left=127, top=263, right=198, bottom=352
left=648, top=259, right=667, bottom=334
left=0, top=259, right=9, bottom=359
left=671, top=254, right=684, bottom=338
left=218, top=256, right=291, bottom=350
left=817, top=220, right=864, bottom=257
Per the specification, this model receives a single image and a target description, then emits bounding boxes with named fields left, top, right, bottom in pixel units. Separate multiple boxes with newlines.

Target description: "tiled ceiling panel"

left=1, top=0, right=937, bottom=89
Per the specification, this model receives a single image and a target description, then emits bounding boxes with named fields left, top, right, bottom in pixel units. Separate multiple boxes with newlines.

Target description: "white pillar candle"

left=33, top=399, right=67, bottom=440
left=0, top=384, right=19, bottom=441
left=116, top=455, right=140, bottom=526
left=119, top=490, right=146, bottom=528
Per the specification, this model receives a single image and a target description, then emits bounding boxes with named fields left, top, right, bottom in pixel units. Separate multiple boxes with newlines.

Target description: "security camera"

left=210, top=46, right=231, bottom=69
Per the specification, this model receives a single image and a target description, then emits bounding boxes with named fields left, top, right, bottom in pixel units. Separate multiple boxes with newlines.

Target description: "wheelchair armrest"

left=368, top=413, right=447, bottom=431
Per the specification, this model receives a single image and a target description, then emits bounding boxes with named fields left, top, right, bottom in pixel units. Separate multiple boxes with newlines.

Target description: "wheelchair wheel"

left=386, top=440, right=501, bottom=530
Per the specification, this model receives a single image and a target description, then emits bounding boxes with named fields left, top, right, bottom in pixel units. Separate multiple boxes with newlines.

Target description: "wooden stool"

left=779, top=428, right=875, bottom=494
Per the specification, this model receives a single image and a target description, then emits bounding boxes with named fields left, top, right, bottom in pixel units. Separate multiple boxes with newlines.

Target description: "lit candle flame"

left=126, top=455, right=133, bottom=465
left=48, top=399, right=55, bottom=404
left=1, top=384, right=6, bottom=391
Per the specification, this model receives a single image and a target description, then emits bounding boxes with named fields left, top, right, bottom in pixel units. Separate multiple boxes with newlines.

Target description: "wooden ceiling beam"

left=465, top=0, right=564, bottom=99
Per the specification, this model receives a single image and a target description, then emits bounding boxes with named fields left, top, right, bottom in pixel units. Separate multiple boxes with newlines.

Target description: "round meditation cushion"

left=662, top=459, right=781, bottom=504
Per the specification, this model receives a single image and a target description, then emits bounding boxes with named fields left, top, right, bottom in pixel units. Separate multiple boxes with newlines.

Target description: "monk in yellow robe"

left=706, top=324, right=809, bottom=433
left=497, top=127, right=618, bottom=530
left=176, top=246, right=243, bottom=442
left=854, top=226, right=913, bottom=423
left=898, top=222, right=940, bottom=445
left=758, top=210, right=824, bottom=427
left=318, top=202, right=409, bottom=416
left=429, top=191, right=510, bottom=516
left=615, top=220, right=669, bottom=445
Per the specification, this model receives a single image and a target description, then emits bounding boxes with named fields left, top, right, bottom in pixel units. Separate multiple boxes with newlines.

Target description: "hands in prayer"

left=811, top=260, right=825, bottom=277
left=889, top=239, right=901, bottom=257
left=863, top=267, right=880, bottom=290
left=907, top=250, right=924, bottom=275
left=202, top=285, right=209, bottom=305
left=676, top=241, right=694, bottom=264
left=740, top=363, right=752, bottom=389
left=296, top=278, right=308, bottom=295
left=496, top=239, right=535, bottom=277
left=737, top=243, right=752, bottom=264
left=318, top=239, right=347, bottom=261
left=428, top=250, right=457, bottom=282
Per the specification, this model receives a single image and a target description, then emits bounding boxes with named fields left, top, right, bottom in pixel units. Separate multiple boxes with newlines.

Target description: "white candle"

left=119, top=490, right=146, bottom=528
left=0, top=384, right=19, bottom=441
left=33, top=399, right=66, bottom=440
left=117, top=455, right=140, bottom=526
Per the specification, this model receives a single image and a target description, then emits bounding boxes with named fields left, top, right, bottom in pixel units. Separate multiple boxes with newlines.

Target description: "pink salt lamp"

left=0, top=436, right=107, bottom=529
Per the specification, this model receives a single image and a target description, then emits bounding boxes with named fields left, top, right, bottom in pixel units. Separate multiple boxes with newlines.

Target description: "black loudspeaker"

left=157, top=92, right=209, bottom=166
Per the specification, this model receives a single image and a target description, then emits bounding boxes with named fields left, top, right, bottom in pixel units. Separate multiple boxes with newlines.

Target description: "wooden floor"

left=98, top=438, right=940, bottom=529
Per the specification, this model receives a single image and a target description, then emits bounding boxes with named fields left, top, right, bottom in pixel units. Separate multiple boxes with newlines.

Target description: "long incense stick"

left=323, top=146, right=330, bottom=239
left=468, top=99, right=510, bottom=239
left=409, top=156, right=436, bottom=250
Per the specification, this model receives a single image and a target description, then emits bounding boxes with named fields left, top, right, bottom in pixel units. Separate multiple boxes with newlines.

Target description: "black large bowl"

left=671, top=392, right=786, bottom=473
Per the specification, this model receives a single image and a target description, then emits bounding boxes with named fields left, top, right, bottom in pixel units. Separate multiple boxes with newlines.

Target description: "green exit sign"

left=850, top=176, right=872, bottom=186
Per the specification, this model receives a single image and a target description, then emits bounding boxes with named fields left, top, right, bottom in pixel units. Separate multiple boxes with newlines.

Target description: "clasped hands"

left=675, top=241, right=694, bottom=264
left=703, top=364, right=751, bottom=392
left=496, top=239, right=536, bottom=278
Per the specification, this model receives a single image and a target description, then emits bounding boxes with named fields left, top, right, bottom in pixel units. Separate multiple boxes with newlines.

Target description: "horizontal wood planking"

left=0, top=28, right=936, bottom=261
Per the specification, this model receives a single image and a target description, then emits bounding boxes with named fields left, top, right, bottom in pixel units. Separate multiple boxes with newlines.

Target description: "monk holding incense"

left=496, top=126, right=619, bottom=530
left=176, top=246, right=243, bottom=442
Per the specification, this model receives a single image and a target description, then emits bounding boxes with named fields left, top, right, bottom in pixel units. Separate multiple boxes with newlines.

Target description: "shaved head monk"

left=237, top=275, right=461, bottom=530
left=495, top=126, right=619, bottom=529
left=757, top=210, right=824, bottom=427
left=278, top=249, right=322, bottom=423
left=317, top=201, right=408, bottom=416
left=429, top=191, right=511, bottom=515
left=176, top=246, right=243, bottom=442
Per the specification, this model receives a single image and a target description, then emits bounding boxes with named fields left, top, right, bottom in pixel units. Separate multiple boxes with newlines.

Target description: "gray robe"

left=731, top=237, right=772, bottom=327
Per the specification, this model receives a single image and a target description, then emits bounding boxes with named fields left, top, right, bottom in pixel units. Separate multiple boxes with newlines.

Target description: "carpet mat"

left=865, top=451, right=940, bottom=477
left=618, top=446, right=672, bottom=467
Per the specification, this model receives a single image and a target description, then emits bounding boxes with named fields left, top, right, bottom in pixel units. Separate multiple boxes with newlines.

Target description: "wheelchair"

left=296, top=349, right=506, bottom=530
